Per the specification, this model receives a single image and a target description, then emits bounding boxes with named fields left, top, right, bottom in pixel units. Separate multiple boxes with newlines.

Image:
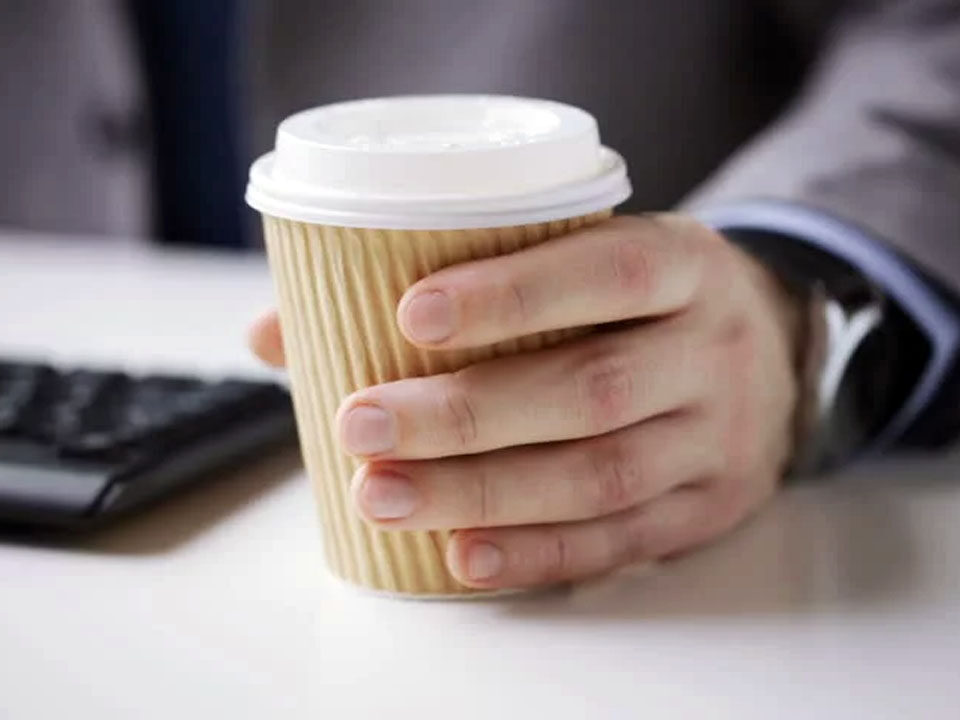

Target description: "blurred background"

left=0, top=0, right=821, bottom=250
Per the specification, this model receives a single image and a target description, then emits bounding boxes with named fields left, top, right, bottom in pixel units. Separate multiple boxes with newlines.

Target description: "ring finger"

left=352, top=410, right=719, bottom=529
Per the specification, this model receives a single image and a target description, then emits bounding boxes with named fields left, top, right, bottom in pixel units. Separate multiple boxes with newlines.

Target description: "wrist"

left=725, top=229, right=902, bottom=474
left=736, top=247, right=807, bottom=469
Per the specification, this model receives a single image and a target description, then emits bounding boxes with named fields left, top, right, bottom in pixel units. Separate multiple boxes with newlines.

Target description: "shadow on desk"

left=2, top=447, right=303, bottom=556
left=499, top=465, right=954, bottom=621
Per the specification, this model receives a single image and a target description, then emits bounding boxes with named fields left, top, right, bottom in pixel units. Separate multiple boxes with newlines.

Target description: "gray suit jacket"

left=2, top=0, right=957, bottom=287
left=2, top=0, right=959, bottom=438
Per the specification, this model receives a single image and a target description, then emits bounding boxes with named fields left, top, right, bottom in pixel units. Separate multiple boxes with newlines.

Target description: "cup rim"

left=246, top=146, right=631, bottom=230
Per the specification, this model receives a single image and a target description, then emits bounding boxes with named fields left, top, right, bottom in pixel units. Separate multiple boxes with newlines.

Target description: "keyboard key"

left=60, top=431, right=119, bottom=458
left=0, top=365, right=55, bottom=435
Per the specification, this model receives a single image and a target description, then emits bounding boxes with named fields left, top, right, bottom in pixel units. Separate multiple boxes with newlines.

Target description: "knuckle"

left=536, top=529, right=572, bottom=583
left=603, top=508, right=651, bottom=566
left=585, top=436, right=639, bottom=515
left=440, top=372, right=480, bottom=450
left=704, top=300, right=757, bottom=379
left=620, top=510, right=654, bottom=562
left=573, top=344, right=634, bottom=434
left=498, top=276, right=530, bottom=329
left=609, top=232, right=656, bottom=298
left=717, top=313, right=752, bottom=352
left=471, top=466, right=496, bottom=526
left=605, top=214, right=717, bottom=308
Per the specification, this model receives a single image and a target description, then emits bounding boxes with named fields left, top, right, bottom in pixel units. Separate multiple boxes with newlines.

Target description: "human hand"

left=250, top=215, right=801, bottom=589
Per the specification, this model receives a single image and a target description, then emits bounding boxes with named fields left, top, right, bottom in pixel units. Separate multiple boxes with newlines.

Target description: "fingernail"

left=357, top=471, right=419, bottom=520
left=403, top=291, right=455, bottom=343
left=466, top=542, right=505, bottom=581
left=341, top=405, right=396, bottom=455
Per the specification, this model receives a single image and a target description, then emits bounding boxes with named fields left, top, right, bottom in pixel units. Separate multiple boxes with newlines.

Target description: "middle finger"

left=337, top=316, right=710, bottom=460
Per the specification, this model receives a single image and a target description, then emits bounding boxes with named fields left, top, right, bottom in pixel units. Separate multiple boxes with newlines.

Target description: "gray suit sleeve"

left=685, top=0, right=960, bottom=294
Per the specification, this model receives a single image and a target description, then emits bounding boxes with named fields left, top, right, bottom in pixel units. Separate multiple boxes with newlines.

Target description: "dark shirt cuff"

left=693, top=199, right=960, bottom=452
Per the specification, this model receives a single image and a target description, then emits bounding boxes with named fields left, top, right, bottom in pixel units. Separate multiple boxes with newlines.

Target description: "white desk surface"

left=1, top=232, right=959, bottom=719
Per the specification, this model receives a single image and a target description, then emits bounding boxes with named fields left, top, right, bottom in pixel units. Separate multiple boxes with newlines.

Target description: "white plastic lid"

left=246, top=95, right=631, bottom=229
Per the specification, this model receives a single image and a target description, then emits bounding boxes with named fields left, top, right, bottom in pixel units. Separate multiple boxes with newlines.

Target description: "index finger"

left=397, top=214, right=713, bottom=349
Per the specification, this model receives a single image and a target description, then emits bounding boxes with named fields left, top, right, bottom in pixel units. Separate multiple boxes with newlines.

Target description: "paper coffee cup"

left=247, top=95, right=632, bottom=596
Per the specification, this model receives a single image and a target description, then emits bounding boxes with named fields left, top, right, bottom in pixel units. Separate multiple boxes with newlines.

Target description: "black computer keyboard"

left=0, top=360, right=296, bottom=529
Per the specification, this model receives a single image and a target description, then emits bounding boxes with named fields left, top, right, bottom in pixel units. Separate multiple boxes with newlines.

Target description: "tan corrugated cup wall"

left=263, top=210, right=610, bottom=596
